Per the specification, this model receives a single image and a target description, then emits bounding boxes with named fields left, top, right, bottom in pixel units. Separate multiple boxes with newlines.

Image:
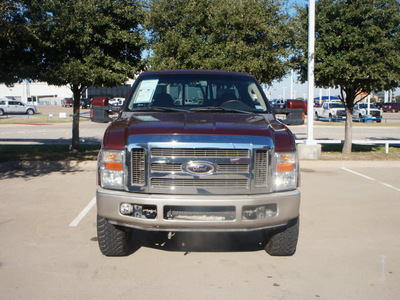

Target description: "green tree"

left=24, top=0, right=145, bottom=151
left=144, top=0, right=293, bottom=84
left=0, top=0, right=39, bottom=84
left=292, top=0, right=400, bottom=154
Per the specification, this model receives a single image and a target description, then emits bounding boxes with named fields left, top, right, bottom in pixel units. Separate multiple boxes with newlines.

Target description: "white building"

left=0, top=81, right=73, bottom=105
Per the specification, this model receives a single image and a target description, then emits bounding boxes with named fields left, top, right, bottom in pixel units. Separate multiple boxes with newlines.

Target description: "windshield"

left=126, top=73, right=269, bottom=113
left=329, top=103, right=344, bottom=108
left=359, top=104, right=377, bottom=109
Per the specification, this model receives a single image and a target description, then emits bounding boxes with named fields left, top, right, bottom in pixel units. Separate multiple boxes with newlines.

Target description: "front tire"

left=27, top=109, right=34, bottom=115
left=0, top=109, right=4, bottom=116
left=97, top=215, right=131, bottom=256
left=264, top=217, right=299, bottom=256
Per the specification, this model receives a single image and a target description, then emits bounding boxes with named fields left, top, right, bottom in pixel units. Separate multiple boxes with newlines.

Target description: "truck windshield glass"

left=126, top=74, right=269, bottom=113
left=329, top=103, right=344, bottom=108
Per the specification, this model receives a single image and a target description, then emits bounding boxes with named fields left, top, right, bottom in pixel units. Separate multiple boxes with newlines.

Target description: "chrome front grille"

left=371, top=111, right=381, bottom=117
left=128, top=136, right=272, bottom=194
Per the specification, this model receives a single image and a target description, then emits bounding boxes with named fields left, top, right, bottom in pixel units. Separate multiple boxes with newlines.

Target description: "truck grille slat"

left=151, top=148, right=249, bottom=158
left=151, top=178, right=248, bottom=188
left=151, top=163, right=249, bottom=173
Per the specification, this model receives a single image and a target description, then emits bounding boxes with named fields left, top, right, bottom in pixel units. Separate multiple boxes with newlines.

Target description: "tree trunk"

left=71, top=85, right=81, bottom=152
left=342, top=108, right=353, bottom=154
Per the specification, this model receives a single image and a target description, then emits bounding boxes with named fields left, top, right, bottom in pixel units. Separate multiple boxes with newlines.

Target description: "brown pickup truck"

left=96, top=70, right=300, bottom=256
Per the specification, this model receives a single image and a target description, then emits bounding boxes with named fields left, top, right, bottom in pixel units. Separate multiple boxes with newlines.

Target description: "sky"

left=267, top=0, right=398, bottom=101
left=268, top=0, right=339, bottom=100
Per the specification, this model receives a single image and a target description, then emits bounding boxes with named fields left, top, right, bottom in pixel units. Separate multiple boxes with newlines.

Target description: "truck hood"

left=102, top=111, right=296, bottom=152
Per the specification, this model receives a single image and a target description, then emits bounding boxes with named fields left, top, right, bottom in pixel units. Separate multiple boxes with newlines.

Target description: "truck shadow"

left=0, top=160, right=85, bottom=179
left=129, top=230, right=266, bottom=254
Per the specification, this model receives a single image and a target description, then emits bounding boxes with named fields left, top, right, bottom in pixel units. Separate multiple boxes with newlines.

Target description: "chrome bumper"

left=97, top=188, right=300, bottom=232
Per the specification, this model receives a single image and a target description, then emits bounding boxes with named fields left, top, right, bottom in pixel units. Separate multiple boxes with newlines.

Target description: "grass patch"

left=0, top=144, right=100, bottom=162
left=320, top=144, right=400, bottom=160
left=307, top=120, right=400, bottom=127
left=0, top=117, right=90, bottom=124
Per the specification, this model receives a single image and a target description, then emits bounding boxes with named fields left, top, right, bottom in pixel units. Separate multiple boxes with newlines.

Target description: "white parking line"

left=69, top=197, right=96, bottom=227
left=341, top=167, right=400, bottom=192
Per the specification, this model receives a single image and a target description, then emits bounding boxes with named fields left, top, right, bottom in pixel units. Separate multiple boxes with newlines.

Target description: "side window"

left=0, top=100, right=5, bottom=105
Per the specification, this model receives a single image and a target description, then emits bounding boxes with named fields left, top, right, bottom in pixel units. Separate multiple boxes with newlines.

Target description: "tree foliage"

left=24, top=0, right=145, bottom=150
left=0, top=0, right=39, bottom=84
left=144, top=0, right=293, bottom=84
left=292, top=0, right=400, bottom=153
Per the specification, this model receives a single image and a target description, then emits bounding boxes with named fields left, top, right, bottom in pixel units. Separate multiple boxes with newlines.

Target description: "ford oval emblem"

left=184, top=161, right=216, bottom=175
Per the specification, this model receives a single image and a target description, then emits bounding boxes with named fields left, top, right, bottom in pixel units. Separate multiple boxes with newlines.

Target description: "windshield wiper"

left=190, top=106, right=254, bottom=114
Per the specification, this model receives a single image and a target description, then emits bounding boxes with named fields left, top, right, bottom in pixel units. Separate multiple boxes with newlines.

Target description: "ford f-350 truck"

left=96, top=70, right=300, bottom=256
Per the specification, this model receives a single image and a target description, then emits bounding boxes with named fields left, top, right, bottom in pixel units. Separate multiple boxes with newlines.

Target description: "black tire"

left=26, top=109, right=34, bottom=115
left=264, top=217, right=299, bottom=256
left=315, top=112, right=319, bottom=120
left=328, top=114, right=333, bottom=122
left=97, top=214, right=131, bottom=256
left=0, top=109, right=4, bottom=116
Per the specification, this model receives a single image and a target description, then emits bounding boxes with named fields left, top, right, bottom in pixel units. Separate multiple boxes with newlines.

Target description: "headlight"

left=98, top=150, right=125, bottom=190
left=273, top=152, right=299, bottom=192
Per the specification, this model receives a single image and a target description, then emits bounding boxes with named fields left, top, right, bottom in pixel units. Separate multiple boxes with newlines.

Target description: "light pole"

left=306, top=0, right=316, bottom=145
left=290, top=69, right=294, bottom=100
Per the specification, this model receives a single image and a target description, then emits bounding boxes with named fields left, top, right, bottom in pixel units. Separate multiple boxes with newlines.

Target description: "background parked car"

left=109, top=98, right=126, bottom=112
left=314, top=101, right=346, bottom=121
left=61, top=98, right=74, bottom=107
left=0, top=100, right=37, bottom=116
left=80, top=98, right=91, bottom=109
left=382, top=102, right=400, bottom=113
left=352, top=103, right=382, bottom=122
left=108, top=97, right=125, bottom=106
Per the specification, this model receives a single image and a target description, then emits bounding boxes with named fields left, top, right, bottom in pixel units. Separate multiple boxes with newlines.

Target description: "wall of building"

left=1, top=79, right=136, bottom=105
left=0, top=81, right=73, bottom=105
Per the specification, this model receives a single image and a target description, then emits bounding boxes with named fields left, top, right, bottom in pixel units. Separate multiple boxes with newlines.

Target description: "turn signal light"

left=105, top=162, right=123, bottom=171
left=277, top=163, right=294, bottom=173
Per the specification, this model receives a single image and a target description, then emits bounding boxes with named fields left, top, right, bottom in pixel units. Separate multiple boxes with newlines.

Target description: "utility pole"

left=306, top=0, right=315, bottom=145
left=298, top=0, right=321, bottom=159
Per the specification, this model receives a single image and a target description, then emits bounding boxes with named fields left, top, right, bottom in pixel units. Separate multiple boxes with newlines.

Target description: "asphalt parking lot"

left=0, top=160, right=399, bottom=299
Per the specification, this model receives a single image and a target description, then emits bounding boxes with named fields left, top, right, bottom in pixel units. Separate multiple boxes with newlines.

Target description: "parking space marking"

left=341, top=167, right=400, bottom=193
left=69, top=197, right=96, bottom=227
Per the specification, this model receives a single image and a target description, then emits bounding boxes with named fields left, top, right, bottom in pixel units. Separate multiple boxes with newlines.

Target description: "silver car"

left=0, top=100, right=37, bottom=116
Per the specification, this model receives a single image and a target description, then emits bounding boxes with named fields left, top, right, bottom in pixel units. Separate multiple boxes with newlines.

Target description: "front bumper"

left=97, top=188, right=300, bottom=232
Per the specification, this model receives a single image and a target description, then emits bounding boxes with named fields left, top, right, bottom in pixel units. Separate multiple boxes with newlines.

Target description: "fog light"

left=120, top=203, right=133, bottom=215
left=242, top=204, right=277, bottom=220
